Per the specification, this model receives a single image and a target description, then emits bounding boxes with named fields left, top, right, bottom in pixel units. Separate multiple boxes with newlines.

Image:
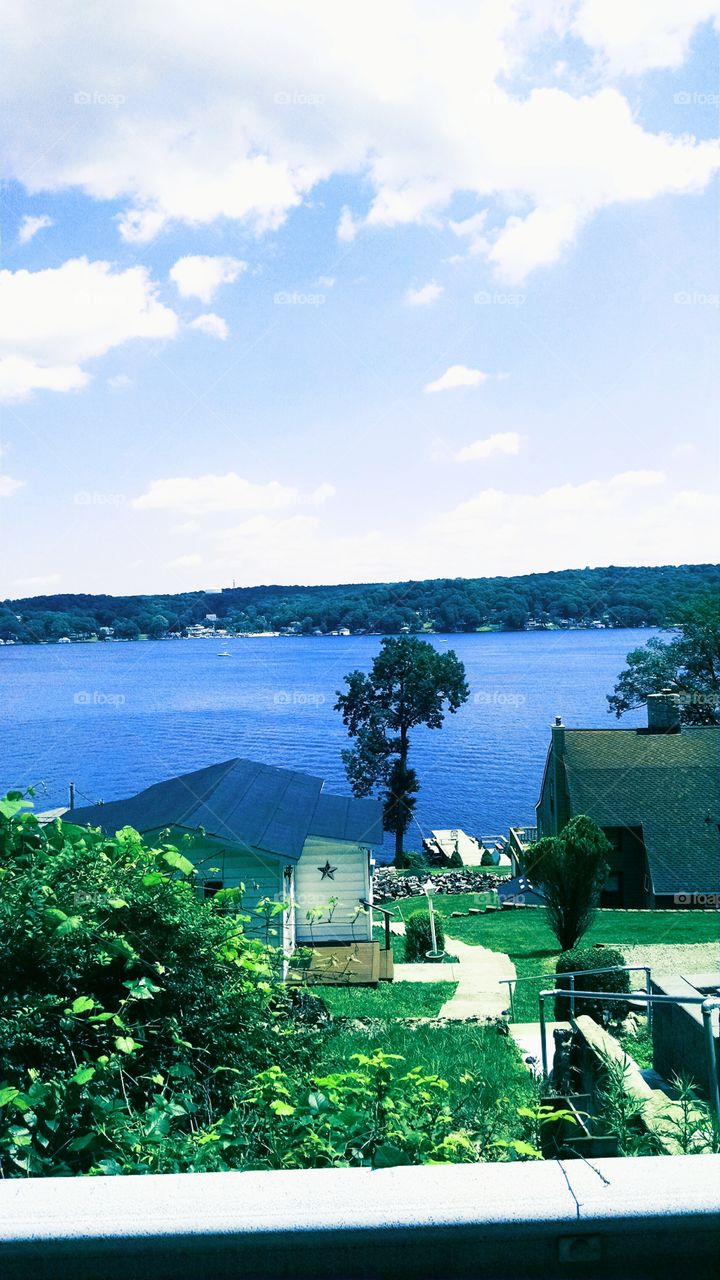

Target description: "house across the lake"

left=533, top=692, right=720, bottom=909
left=63, top=758, right=387, bottom=976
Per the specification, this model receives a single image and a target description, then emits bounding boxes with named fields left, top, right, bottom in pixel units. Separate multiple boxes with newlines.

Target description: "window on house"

left=203, top=879, right=224, bottom=899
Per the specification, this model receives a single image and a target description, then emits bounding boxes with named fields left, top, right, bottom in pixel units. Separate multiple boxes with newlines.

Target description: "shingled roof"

left=560, top=728, right=719, bottom=894
left=64, top=757, right=384, bottom=862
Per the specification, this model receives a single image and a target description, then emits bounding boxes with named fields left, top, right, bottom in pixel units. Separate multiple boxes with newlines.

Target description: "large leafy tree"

left=608, top=595, right=720, bottom=725
left=335, top=637, right=469, bottom=859
left=522, top=815, right=611, bottom=952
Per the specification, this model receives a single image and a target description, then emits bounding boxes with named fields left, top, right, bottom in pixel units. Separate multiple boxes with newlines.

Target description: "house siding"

left=295, top=837, right=371, bottom=944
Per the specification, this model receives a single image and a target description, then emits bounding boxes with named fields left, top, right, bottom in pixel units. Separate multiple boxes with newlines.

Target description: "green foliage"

left=608, top=594, right=720, bottom=725
left=336, top=637, right=469, bottom=857
left=0, top=798, right=321, bottom=1177
left=394, top=848, right=428, bottom=871
left=481, top=850, right=496, bottom=866
left=404, top=908, right=445, bottom=961
left=4, top=564, right=718, bottom=642
left=522, top=816, right=611, bottom=951
left=555, top=945, right=630, bottom=1023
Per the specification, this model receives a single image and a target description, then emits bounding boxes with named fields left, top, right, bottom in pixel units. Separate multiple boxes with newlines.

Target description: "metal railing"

left=500, top=964, right=652, bottom=1024
left=537, top=988, right=720, bottom=1123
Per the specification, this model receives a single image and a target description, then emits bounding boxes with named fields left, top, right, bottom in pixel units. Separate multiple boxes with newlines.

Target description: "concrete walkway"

left=384, top=918, right=517, bottom=1019
left=437, top=937, right=516, bottom=1020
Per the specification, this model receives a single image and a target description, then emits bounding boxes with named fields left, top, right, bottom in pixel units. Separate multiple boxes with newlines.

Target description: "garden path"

left=388, top=921, right=517, bottom=1018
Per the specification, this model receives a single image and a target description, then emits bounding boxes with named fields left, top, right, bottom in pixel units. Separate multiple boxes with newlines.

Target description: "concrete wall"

left=2, top=1156, right=719, bottom=1280
left=652, top=972, right=720, bottom=1098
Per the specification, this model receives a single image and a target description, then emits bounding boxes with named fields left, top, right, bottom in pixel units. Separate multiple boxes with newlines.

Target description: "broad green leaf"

left=269, top=1100, right=295, bottom=1117
left=107, top=898, right=128, bottom=909
left=0, top=1087, right=19, bottom=1108
left=71, top=1066, right=96, bottom=1087
left=71, top=996, right=95, bottom=1014
left=115, top=1036, right=139, bottom=1055
left=142, top=871, right=166, bottom=887
left=162, top=850, right=195, bottom=876
left=68, top=1133, right=95, bottom=1152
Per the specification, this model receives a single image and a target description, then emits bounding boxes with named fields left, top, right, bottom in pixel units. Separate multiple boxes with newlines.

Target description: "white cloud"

left=188, top=312, right=229, bottom=340
left=0, top=448, right=23, bottom=498
left=337, top=207, right=359, bottom=242
left=0, top=258, right=178, bottom=401
left=315, top=275, right=335, bottom=288
left=405, top=280, right=443, bottom=306
left=17, top=213, right=53, bottom=245
left=611, top=469, right=666, bottom=487
left=310, top=482, right=336, bottom=505
left=424, top=365, right=489, bottom=393
left=169, top=256, right=246, bottom=304
left=107, top=373, right=131, bottom=389
left=13, top=573, right=61, bottom=590
left=132, top=473, right=299, bottom=515
left=429, top=478, right=720, bottom=576
left=2, top=6, right=718, bottom=283
left=454, top=432, right=521, bottom=462
left=168, top=554, right=202, bottom=569
left=569, top=0, right=720, bottom=76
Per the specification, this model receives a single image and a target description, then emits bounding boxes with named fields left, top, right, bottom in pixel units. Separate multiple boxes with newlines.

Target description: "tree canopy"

left=608, top=595, right=720, bottom=725
left=335, top=637, right=469, bottom=858
left=522, top=815, right=611, bottom=952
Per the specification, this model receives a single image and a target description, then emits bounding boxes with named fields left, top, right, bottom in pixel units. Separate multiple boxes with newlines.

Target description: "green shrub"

left=481, top=850, right=495, bottom=867
left=555, top=945, right=630, bottom=1023
left=404, top=908, right=445, bottom=961
left=395, top=849, right=428, bottom=871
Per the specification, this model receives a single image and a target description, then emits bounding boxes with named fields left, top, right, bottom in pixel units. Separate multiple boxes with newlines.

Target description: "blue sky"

left=1, top=1, right=718, bottom=597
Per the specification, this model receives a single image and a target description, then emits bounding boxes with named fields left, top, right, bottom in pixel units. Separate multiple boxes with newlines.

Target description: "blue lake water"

left=0, top=631, right=651, bottom=861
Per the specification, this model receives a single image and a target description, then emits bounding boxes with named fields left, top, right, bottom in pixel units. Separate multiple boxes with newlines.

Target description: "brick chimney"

left=646, top=689, right=681, bottom=733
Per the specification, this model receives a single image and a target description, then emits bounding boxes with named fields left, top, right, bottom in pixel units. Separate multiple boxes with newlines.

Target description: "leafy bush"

left=555, top=945, right=630, bottom=1023
left=0, top=793, right=321, bottom=1176
left=404, top=908, right=445, bottom=961
left=395, top=849, right=428, bottom=871
left=481, top=850, right=496, bottom=866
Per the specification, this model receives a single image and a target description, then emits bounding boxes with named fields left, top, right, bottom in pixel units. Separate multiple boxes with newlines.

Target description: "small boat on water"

left=218, top=649, right=231, bottom=657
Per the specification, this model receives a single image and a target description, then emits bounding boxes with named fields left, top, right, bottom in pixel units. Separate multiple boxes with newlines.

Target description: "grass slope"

left=318, top=981, right=455, bottom=1019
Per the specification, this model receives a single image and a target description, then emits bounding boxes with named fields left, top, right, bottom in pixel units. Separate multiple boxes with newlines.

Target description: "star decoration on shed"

left=318, top=859, right=337, bottom=880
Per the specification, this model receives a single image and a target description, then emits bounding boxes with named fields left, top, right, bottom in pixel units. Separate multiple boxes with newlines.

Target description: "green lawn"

left=317, top=980, right=455, bottom=1019
left=390, top=896, right=719, bottom=1022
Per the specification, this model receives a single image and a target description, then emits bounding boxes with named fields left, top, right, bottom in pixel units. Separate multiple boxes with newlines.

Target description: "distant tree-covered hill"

left=1, top=563, right=718, bottom=643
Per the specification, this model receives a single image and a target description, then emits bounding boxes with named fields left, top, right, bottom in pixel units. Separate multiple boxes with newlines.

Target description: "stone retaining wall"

left=374, top=867, right=503, bottom=901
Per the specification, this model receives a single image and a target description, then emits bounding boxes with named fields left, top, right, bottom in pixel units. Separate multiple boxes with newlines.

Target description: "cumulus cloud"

left=310, top=483, right=336, bottom=505
left=0, top=258, right=177, bottom=401
left=132, top=473, right=299, bottom=515
left=0, top=448, right=24, bottom=498
left=17, top=213, right=53, bottom=245
left=454, top=432, right=521, bottom=462
left=169, top=256, right=246, bottom=304
left=611, top=469, right=666, bottom=487
left=405, top=280, right=443, bottom=306
left=2, top=5, right=718, bottom=281
left=429, top=478, right=720, bottom=576
left=188, top=312, right=229, bottom=340
left=168, top=554, right=202, bottom=569
left=424, top=365, right=489, bottom=393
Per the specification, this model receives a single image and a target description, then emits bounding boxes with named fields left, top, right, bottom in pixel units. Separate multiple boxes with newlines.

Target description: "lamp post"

left=423, top=878, right=445, bottom=961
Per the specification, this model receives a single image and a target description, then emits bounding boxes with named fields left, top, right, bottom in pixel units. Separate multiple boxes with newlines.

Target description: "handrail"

left=537, top=988, right=720, bottom=1123
left=500, top=964, right=652, bottom=1024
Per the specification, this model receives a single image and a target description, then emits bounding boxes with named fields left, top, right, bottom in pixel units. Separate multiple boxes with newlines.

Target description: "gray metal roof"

left=64, top=757, right=384, bottom=861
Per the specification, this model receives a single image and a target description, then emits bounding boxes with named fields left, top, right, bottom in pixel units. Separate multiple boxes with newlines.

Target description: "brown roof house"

left=535, top=693, right=720, bottom=908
